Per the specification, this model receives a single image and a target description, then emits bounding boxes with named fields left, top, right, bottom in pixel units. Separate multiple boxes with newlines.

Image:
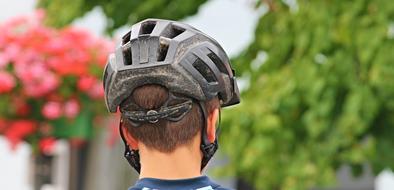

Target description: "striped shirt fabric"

left=128, top=176, right=231, bottom=190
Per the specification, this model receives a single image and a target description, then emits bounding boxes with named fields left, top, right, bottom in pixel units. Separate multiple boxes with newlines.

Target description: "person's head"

left=120, top=84, right=220, bottom=153
left=103, top=18, right=240, bottom=173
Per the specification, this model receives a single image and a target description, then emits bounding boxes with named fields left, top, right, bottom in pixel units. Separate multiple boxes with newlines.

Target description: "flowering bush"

left=0, top=11, right=113, bottom=153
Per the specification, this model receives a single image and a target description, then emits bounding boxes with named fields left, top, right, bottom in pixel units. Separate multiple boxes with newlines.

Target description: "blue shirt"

left=128, top=176, right=231, bottom=190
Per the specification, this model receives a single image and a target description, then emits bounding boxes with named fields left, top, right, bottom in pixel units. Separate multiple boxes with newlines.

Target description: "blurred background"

left=0, top=0, right=394, bottom=190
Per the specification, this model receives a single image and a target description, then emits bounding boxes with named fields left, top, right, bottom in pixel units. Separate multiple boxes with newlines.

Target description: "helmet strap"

left=119, top=119, right=141, bottom=173
left=198, top=101, right=219, bottom=171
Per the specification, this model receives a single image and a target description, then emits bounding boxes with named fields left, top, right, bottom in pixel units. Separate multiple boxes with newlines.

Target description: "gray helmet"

left=103, top=18, right=240, bottom=172
left=104, top=19, right=239, bottom=113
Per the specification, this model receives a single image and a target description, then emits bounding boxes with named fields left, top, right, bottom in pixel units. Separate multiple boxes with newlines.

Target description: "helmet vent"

left=140, top=21, right=156, bottom=35
left=208, top=52, right=227, bottom=74
left=162, top=24, right=185, bottom=39
left=193, top=58, right=216, bottom=83
left=157, top=38, right=169, bottom=61
left=122, top=31, right=131, bottom=45
left=122, top=45, right=133, bottom=65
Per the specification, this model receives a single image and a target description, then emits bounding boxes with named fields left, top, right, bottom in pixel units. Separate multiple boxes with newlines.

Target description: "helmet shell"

left=103, top=19, right=240, bottom=113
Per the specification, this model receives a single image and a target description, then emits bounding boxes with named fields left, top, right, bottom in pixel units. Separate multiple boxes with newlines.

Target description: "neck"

left=138, top=137, right=202, bottom=179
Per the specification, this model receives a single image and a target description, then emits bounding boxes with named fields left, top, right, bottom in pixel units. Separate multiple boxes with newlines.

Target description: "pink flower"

left=0, top=118, right=7, bottom=133
left=77, top=76, right=96, bottom=92
left=47, top=55, right=88, bottom=76
left=42, top=101, right=62, bottom=119
left=88, top=82, right=104, bottom=99
left=35, top=9, right=46, bottom=21
left=22, top=74, right=59, bottom=97
left=0, top=11, right=114, bottom=148
left=64, top=99, right=80, bottom=118
left=0, top=44, right=20, bottom=68
left=15, top=60, right=59, bottom=97
left=45, top=37, right=67, bottom=54
left=5, top=120, right=37, bottom=149
left=13, top=97, right=31, bottom=116
left=94, top=39, right=114, bottom=66
left=0, top=71, right=15, bottom=94
left=0, top=53, right=9, bottom=68
left=39, top=137, right=56, bottom=155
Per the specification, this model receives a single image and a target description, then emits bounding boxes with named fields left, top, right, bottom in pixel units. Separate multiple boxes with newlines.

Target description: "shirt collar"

left=132, top=175, right=220, bottom=190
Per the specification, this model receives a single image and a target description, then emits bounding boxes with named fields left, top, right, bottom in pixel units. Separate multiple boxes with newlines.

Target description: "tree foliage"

left=37, top=0, right=207, bottom=34
left=220, top=0, right=394, bottom=189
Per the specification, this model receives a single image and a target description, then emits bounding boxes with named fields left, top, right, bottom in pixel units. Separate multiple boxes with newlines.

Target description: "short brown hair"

left=120, top=84, right=220, bottom=153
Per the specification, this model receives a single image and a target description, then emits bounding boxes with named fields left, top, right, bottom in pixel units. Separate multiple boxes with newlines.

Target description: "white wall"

left=0, top=137, right=32, bottom=190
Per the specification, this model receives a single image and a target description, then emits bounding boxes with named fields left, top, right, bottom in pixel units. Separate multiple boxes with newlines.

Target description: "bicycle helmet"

left=103, top=18, right=240, bottom=173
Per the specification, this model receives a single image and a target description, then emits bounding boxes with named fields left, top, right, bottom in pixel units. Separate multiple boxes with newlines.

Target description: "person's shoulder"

left=206, top=177, right=232, bottom=190
left=127, top=185, right=232, bottom=190
left=127, top=187, right=139, bottom=190
left=127, top=187, right=231, bottom=190
left=210, top=182, right=233, bottom=190
left=127, top=176, right=234, bottom=190
left=213, top=187, right=232, bottom=190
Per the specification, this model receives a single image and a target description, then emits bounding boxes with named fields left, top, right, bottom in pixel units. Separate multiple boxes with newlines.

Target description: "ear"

left=206, top=108, right=219, bottom=143
left=121, top=125, right=139, bottom=150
